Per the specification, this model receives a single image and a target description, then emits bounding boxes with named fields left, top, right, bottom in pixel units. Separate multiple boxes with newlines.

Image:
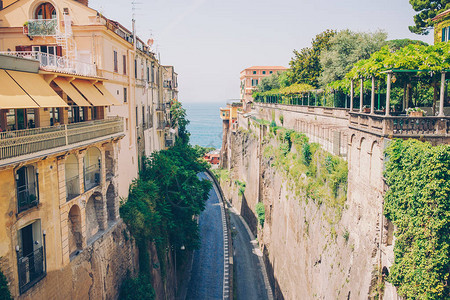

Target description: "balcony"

left=84, top=165, right=100, bottom=191
left=0, top=51, right=97, bottom=77
left=18, top=246, right=46, bottom=294
left=0, top=117, right=124, bottom=164
left=26, top=19, right=57, bottom=37
left=157, top=121, right=166, bottom=130
left=349, top=113, right=450, bottom=138
left=156, top=102, right=165, bottom=112
left=66, top=175, right=80, bottom=201
left=17, top=182, right=38, bottom=213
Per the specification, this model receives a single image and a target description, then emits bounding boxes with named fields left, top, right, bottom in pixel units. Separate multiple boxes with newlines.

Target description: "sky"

left=89, top=0, right=434, bottom=103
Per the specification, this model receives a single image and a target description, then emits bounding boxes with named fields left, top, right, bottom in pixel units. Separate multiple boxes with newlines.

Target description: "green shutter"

left=443, top=27, right=446, bottom=42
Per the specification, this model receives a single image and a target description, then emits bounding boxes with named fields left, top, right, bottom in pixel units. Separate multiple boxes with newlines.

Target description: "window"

left=253, top=71, right=257, bottom=74
left=135, top=106, right=138, bottom=127
left=113, top=51, right=118, bottom=73
left=83, top=147, right=101, bottom=191
left=151, top=62, right=155, bottom=83
left=251, top=79, right=259, bottom=86
left=442, top=26, right=450, bottom=42
left=262, top=71, right=266, bottom=75
left=270, top=71, right=273, bottom=74
left=123, top=88, right=127, bottom=103
left=122, top=55, right=127, bottom=75
left=147, top=66, right=150, bottom=83
left=50, top=108, right=60, bottom=126
left=35, top=2, right=56, bottom=19
left=17, top=220, right=45, bottom=294
left=142, top=106, right=145, bottom=127
left=134, top=59, right=137, bottom=79
left=16, top=165, right=39, bottom=213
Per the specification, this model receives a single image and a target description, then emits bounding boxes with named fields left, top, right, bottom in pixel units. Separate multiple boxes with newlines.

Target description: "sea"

left=185, top=102, right=224, bottom=150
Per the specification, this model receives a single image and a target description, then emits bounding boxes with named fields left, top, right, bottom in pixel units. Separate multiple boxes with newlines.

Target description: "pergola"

left=349, top=69, right=448, bottom=117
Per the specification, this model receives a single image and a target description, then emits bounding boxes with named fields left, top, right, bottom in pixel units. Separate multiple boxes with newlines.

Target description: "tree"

left=386, top=39, right=428, bottom=51
left=319, top=30, right=387, bottom=86
left=288, top=29, right=336, bottom=87
left=256, top=72, right=283, bottom=93
left=409, top=0, right=450, bottom=35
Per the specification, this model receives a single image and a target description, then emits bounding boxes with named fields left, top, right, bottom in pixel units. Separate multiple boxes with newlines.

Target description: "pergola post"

left=371, top=76, right=375, bottom=114
left=385, top=72, right=392, bottom=116
left=439, top=71, right=446, bottom=117
left=360, top=78, right=364, bottom=112
left=350, top=79, right=354, bottom=112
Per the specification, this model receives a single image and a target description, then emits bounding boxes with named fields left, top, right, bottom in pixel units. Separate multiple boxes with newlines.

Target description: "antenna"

left=131, top=1, right=142, bottom=52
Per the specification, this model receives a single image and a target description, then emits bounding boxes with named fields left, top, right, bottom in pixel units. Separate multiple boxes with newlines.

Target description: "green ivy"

left=256, top=202, right=265, bottom=227
left=235, top=180, right=246, bottom=196
left=0, top=269, right=11, bottom=300
left=384, top=139, right=450, bottom=299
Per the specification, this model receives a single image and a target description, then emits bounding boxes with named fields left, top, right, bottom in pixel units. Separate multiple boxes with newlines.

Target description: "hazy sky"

left=89, top=0, right=433, bottom=103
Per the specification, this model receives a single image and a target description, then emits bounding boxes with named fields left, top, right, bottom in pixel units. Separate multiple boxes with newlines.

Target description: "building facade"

left=239, top=66, right=287, bottom=107
left=0, top=0, right=178, bottom=297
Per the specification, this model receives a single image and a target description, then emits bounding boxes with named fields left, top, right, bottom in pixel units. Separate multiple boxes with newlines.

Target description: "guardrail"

left=0, top=51, right=97, bottom=77
left=18, top=246, right=45, bottom=294
left=349, top=113, right=450, bottom=137
left=0, top=117, right=123, bottom=160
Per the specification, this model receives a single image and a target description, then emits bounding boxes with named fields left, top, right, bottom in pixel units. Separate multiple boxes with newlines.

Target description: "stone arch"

left=85, top=192, right=104, bottom=242
left=65, top=154, right=80, bottom=200
left=84, top=147, right=101, bottom=191
left=106, top=183, right=117, bottom=224
left=370, top=140, right=382, bottom=187
left=350, top=134, right=356, bottom=145
left=68, top=205, right=82, bottom=256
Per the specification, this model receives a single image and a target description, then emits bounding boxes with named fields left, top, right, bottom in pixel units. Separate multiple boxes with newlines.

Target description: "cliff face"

left=220, top=106, right=396, bottom=299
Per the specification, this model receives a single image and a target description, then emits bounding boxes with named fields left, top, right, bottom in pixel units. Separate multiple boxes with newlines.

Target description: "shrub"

left=255, top=202, right=265, bottom=227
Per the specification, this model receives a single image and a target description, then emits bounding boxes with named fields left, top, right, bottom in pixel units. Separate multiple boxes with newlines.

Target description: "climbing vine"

left=0, top=269, right=11, bottom=300
left=384, top=139, right=450, bottom=299
left=263, top=127, right=348, bottom=226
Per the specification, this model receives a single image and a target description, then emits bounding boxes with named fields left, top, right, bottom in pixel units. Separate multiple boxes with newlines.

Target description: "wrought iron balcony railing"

left=0, top=51, right=97, bottom=77
left=27, top=19, right=57, bottom=36
left=0, top=117, right=124, bottom=162
left=84, top=165, right=100, bottom=191
left=66, top=175, right=80, bottom=201
left=17, top=183, right=38, bottom=213
left=18, top=246, right=45, bottom=294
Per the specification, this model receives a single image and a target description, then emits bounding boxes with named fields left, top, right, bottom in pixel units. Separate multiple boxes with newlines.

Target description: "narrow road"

left=229, top=207, right=271, bottom=300
left=186, top=173, right=224, bottom=299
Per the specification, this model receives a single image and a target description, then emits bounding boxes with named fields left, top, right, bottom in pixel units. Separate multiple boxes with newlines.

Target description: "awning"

left=53, top=77, right=91, bottom=107
left=6, top=70, right=68, bottom=108
left=94, top=82, right=121, bottom=106
left=0, top=70, right=39, bottom=109
left=71, top=80, right=112, bottom=106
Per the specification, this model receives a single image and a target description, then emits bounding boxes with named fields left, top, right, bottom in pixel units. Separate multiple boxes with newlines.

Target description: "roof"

left=243, top=66, right=287, bottom=71
left=432, top=9, right=450, bottom=21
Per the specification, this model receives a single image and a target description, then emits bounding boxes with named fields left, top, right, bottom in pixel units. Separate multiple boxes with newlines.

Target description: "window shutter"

left=56, top=46, right=62, bottom=56
left=443, top=27, right=446, bottom=42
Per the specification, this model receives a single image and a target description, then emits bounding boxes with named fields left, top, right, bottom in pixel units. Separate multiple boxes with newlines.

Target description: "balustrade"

left=18, top=246, right=45, bottom=294
left=0, top=117, right=124, bottom=161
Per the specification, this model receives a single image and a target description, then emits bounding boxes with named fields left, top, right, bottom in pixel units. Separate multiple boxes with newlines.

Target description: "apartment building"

left=162, top=65, right=178, bottom=148
left=240, top=66, right=287, bottom=109
left=0, top=0, right=177, bottom=297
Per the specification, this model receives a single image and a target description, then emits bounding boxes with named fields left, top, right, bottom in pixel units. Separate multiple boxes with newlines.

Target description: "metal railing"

left=0, top=117, right=124, bottom=161
left=84, top=165, right=100, bottom=191
left=18, top=246, right=45, bottom=294
left=349, top=113, right=450, bottom=137
left=156, top=102, right=165, bottom=111
left=27, top=19, right=57, bottom=36
left=0, top=51, right=97, bottom=77
left=157, top=121, right=166, bottom=130
left=17, top=183, right=38, bottom=213
left=165, top=138, right=174, bottom=148
left=66, top=175, right=80, bottom=201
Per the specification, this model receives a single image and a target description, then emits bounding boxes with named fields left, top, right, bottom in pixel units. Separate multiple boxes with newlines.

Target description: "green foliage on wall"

left=119, top=273, right=155, bottom=300
left=384, top=139, right=450, bottom=299
left=0, top=269, right=11, bottom=300
left=255, top=202, right=265, bottom=227
left=263, top=127, right=348, bottom=225
left=212, top=168, right=230, bottom=182
left=235, top=180, right=246, bottom=196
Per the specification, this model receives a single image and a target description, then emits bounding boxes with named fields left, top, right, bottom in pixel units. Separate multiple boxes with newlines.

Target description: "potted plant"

left=23, top=21, right=29, bottom=34
left=363, top=105, right=371, bottom=113
left=406, top=107, right=425, bottom=117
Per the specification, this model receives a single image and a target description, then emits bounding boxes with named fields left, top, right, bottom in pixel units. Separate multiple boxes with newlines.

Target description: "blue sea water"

left=185, top=102, right=224, bottom=150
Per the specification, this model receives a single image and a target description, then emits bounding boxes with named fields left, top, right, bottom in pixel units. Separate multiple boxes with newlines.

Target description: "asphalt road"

left=229, top=208, right=270, bottom=300
left=186, top=173, right=224, bottom=300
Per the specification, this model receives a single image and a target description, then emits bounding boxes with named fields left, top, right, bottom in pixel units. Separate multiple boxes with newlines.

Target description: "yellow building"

left=0, top=0, right=177, bottom=297
left=433, top=9, right=450, bottom=44
left=220, top=102, right=242, bottom=132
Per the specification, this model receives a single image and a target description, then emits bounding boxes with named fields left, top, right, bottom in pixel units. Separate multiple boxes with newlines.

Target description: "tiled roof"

left=244, top=66, right=287, bottom=70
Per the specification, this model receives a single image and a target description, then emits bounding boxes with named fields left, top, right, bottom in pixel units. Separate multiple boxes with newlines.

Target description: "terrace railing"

left=17, top=182, right=38, bottom=213
left=66, top=175, right=80, bottom=201
left=0, top=117, right=124, bottom=161
left=18, top=246, right=45, bottom=294
left=349, top=113, right=450, bottom=137
left=0, top=51, right=97, bottom=77
left=84, top=165, right=100, bottom=191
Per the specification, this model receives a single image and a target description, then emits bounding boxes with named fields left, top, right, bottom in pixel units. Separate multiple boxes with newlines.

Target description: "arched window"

left=83, top=147, right=101, bottom=191
left=35, top=2, right=56, bottom=20
left=65, top=154, right=80, bottom=200
left=16, top=165, right=39, bottom=213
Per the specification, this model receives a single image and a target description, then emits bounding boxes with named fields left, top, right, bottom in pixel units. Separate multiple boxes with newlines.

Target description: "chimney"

left=76, top=0, right=88, bottom=6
